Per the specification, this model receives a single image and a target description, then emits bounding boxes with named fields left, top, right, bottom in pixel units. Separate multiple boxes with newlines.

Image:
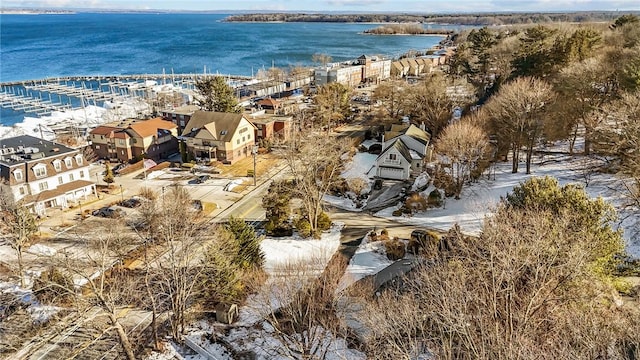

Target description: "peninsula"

left=223, top=11, right=635, bottom=25
left=363, top=24, right=454, bottom=35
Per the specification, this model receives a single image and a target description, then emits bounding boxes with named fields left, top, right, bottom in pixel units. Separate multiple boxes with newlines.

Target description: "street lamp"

left=252, top=145, right=258, bottom=186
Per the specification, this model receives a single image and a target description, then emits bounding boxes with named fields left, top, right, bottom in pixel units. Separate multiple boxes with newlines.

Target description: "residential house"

left=315, top=55, right=392, bottom=87
left=375, top=124, right=431, bottom=180
left=0, top=135, right=95, bottom=215
left=89, top=117, right=179, bottom=163
left=248, top=112, right=293, bottom=143
left=161, top=104, right=199, bottom=133
left=181, top=111, right=257, bottom=164
left=257, top=98, right=281, bottom=114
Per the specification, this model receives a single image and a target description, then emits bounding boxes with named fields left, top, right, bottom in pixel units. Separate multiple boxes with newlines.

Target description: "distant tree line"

left=224, top=12, right=639, bottom=25
left=363, top=24, right=453, bottom=35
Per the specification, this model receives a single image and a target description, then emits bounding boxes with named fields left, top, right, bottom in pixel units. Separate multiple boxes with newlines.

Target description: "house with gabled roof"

left=375, top=124, right=431, bottom=180
left=0, top=135, right=95, bottom=215
left=89, top=117, right=178, bottom=162
left=181, top=111, right=257, bottom=164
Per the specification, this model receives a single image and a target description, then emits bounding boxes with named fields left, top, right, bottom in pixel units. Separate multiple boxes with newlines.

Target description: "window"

left=237, top=139, right=240, bottom=145
left=19, top=187, right=25, bottom=195
left=58, top=176, right=63, bottom=185
left=38, top=182, right=48, bottom=191
left=239, top=126, right=248, bottom=134
left=118, top=139, right=125, bottom=146
left=13, top=170, right=23, bottom=181
left=75, top=154, right=83, bottom=165
left=69, top=173, right=75, bottom=181
left=388, top=153, right=397, bottom=161
left=53, top=160, right=62, bottom=171
left=64, top=158, right=72, bottom=168
left=242, top=136, right=246, bottom=142
left=80, top=170, right=85, bottom=178
left=95, top=145, right=101, bottom=149
left=34, top=165, right=46, bottom=178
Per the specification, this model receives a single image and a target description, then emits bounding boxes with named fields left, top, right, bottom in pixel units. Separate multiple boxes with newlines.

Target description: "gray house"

left=375, top=124, right=430, bottom=180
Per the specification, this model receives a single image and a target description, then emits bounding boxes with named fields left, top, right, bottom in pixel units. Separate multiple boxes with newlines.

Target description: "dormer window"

left=13, top=169, right=23, bottom=181
left=53, top=160, right=62, bottom=171
left=33, top=164, right=47, bottom=178
left=64, top=157, right=73, bottom=168
left=75, top=154, right=83, bottom=165
left=220, top=130, right=228, bottom=135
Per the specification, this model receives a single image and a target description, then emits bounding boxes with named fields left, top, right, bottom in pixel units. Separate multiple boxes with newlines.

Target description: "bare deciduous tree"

left=403, top=73, right=457, bottom=139
left=1, top=202, right=37, bottom=287
left=252, top=257, right=349, bottom=359
left=312, top=53, right=333, bottom=66
left=372, top=79, right=407, bottom=122
left=313, top=82, right=352, bottom=130
left=436, top=119, right=489, bottom=199
left=485, top=76, right=554, bottom=174
left=281, top=133, right=351, bottom=238
left=49, top=221, right=140, bottom=360
left=554, top=57, right=615, bottom=154
left=356, top=209, right=639, bottom=359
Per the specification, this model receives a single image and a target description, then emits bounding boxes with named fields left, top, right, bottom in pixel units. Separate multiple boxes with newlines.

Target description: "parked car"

left=373, top=178, right=383, bottom=190
left=92, top=206, right=123, bottom=218
left=120, top=197, right=142, bottom=208
left=194, top=175, right=210, bottom=184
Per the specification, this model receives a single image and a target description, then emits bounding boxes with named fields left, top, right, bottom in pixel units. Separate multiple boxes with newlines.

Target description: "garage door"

left=378, top=166, right=405, bottom=180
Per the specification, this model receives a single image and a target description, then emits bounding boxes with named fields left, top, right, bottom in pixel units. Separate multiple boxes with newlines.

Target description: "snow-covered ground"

left=147, top=223, right=362, bottom=360
left=0, top=99, right=150, bottom=141
left=374, top=152, right=640, bottom=258
left=337, top=231, right=393, bottom=292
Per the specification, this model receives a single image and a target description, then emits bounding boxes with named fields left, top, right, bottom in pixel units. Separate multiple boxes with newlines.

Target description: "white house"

left=0, top=135, right=95, bottom=215
left=375, top=124, right=431, bottom=180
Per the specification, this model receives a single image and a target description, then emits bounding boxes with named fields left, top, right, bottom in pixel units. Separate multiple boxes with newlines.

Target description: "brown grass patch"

left=218, top=153, right=283, bottom=178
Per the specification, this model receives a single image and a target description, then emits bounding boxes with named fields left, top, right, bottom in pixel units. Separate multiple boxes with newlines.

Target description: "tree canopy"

left=194, top=76, right=240, bottom=113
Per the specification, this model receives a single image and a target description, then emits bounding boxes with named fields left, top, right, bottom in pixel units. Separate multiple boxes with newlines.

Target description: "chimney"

left=420, top=122, right=426, bottom=131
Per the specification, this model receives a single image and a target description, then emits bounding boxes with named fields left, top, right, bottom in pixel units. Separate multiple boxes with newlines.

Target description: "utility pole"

left=252, top=145, right=258, bottom=186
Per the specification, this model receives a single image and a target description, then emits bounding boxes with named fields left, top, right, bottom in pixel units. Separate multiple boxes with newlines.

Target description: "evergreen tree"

left=103, top=163, right=115, bottom=184
left=194, top=76, right=240, bottom=113
left=225, top=216, right=265, bottom=269
left=504, top=176, right=624, bottom=275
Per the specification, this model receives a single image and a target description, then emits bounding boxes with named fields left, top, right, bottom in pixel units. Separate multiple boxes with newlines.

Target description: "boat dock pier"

left=0, top=73, right=253, bottom=87
left=24, top=82, right=129, bottom=103
left=0, top=92, right=71, bottom=116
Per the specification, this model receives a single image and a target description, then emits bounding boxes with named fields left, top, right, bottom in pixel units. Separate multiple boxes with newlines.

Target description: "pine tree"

left=103, top=163, right=115, bottom=184
left=225, top=216, right=265, bottom=269
left=194, top=76, right=240, bottom=113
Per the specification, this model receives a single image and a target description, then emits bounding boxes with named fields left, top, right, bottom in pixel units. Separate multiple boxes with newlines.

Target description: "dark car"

left=373, top=179, right=383, bottom=190
left=194, top=175, right=210, bottom=184
left=120, top=198, right=142, bottom=208
left=92, top=206, right=124, bottom=218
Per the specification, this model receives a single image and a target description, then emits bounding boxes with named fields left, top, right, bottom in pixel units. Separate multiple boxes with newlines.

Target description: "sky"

left=2, top=0, right=639, bottom=13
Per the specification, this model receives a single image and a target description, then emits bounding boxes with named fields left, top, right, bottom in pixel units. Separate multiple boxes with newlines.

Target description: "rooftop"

left=0, top=135, right=76, bottom=166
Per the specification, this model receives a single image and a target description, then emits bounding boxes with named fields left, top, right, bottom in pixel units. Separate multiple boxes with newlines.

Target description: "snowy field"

left=147, top=223, right=358, bottom=360
left=333, top=142, right=640, bottom=259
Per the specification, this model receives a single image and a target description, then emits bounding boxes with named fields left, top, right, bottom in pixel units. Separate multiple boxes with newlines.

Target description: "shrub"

left=348, top=178, right=368, bottom=196
left=404, top=193, right=428, bottom=213
left=32, top=267, right=74, bottom=305
left=427, top=189, right=443, bottom=207
left=392, top=209, right=403, bottom=217
left=138, top=187, right=157, bottom=200
left=295, top=218, right=312, bottom=238
left=379, top=228, right=390, bottom=241
left=317, top=211, right=332, bottom=231
left=384, top=238, right=406, bottom=261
